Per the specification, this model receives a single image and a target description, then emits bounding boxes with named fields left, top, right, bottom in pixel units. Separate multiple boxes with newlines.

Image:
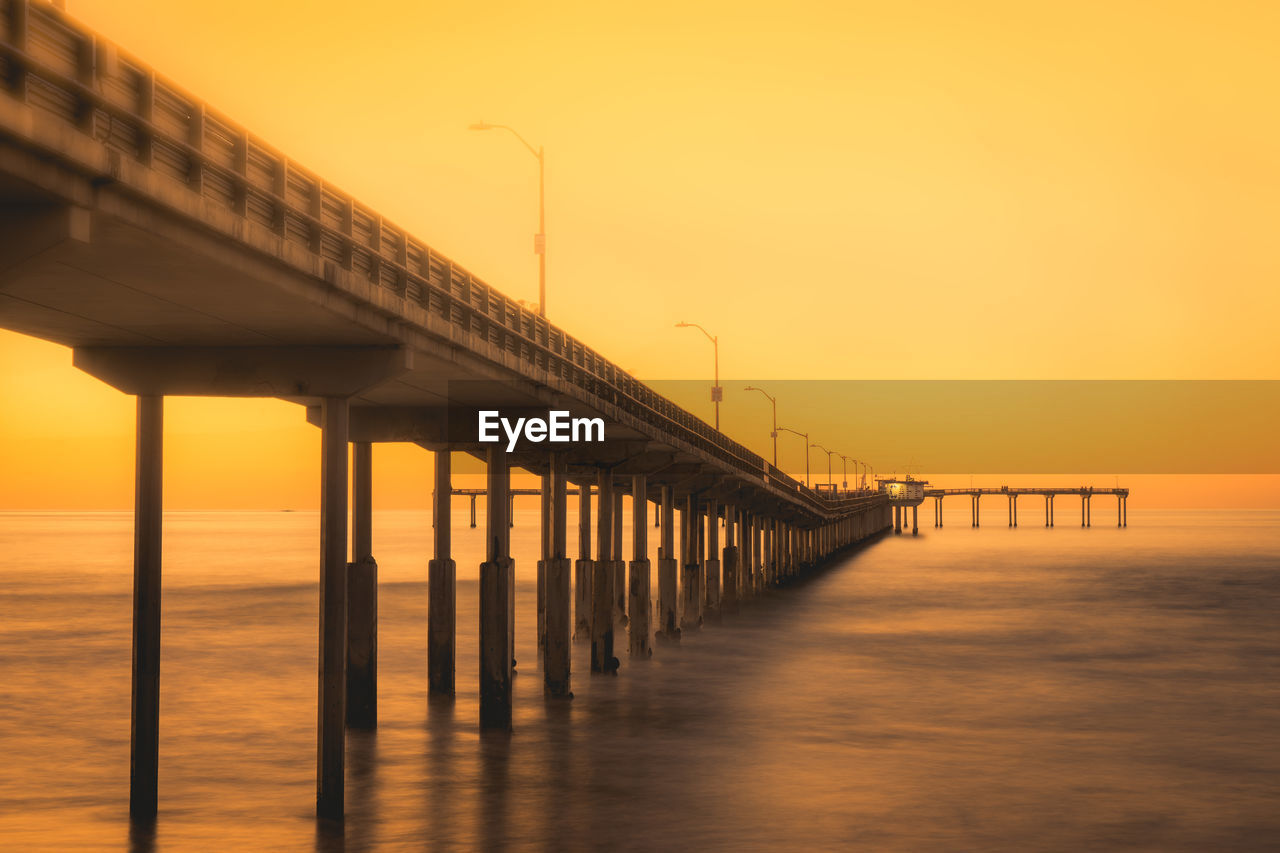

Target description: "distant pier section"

left=871, top=478, right=1129, bottom=533
left=923, top=486, right=1129, bottom=529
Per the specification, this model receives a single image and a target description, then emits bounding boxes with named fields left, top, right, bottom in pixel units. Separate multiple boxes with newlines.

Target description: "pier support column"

left=657, top=486, right=679, bottom=641
left=705, top=498, right=721, bottom=618
left=591, top=470, right=617, bottom=672
left=912, top=505, right=918, bottom=535
left=428, top=450, right=455, bottom=696
left=537, top=473, right=551, bottom=650
left=739, top=510, right=752, bottom=591
left=751, top=515, right=762, bottom=592
left=1045, top=495, right=1050, bottom=527
left=1117, top=495, right=1122, bottom=527
left=613, top=488, right=626, bottom=626
left=479, top=448, right=514, bottom=729
left=722, top=505, right=739, bottom=613
left=544, top=452, right=572, bottom=696
left=628, top=474, right=651, bottom=658
left=1123, top=497, right=1127, bottom=527
left=681, top=495, right=702, bottom=631
left=470, top=494, right=477, bottom=528
left=894, top=506, right=901, bottom=534
left=778, top=517, right=788, bottom=578
left=317, top=397, right=348, bottom=820
left=346, top=441, right=376, bottom=730
left=573, top=482, right=592, bottom=643
left=130, top=394, right=163, bottom=822
left=1087, top=495, right=1091, bottom=527
left=1013, top=495, right=1018, bottom=528
left=1008, top=496, right=1012, bottom=527
left=759, top=514, right=769, bottom=587
left=1081, top=495, right=1086, bottom=527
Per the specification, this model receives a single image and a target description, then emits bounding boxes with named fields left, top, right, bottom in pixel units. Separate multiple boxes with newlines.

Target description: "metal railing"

left=0, top=0, right=878, bottom=521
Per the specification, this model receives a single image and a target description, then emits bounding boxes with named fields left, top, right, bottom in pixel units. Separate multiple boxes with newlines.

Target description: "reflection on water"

left=1, top=509, right=1278, bottom=851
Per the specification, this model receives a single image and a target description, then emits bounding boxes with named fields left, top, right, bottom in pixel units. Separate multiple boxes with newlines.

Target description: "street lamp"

left=839, top=455, right=857, bottom=492
left=811, top=443, right=835, bottom=488
left=675, top=321, right=720, bottom=430
left=469, top=120, right=546, bottom=317
left=776, top=426, right=810, bottom=488
left=743, top=385, right=777, bottom=467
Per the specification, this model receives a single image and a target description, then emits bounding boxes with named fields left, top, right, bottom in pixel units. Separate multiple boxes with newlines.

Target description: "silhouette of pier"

left=923, top=487, right=1129, bottom=529
left=0, top=1, right=892, bottom=823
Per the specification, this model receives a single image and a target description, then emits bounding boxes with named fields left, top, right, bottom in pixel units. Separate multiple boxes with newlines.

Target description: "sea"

left=1, top=506, right=1277, bottom=851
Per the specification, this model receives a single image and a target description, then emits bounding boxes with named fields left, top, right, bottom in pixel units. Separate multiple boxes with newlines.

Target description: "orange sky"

left=2, top=0, right=1278, bottom=508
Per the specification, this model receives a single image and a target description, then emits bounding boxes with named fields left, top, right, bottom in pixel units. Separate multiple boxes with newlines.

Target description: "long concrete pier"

left=0, top=1, right=893, bottom=824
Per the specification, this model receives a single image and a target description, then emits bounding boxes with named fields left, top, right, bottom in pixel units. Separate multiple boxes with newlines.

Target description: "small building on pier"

left=877, top=476, right=928, bottom=507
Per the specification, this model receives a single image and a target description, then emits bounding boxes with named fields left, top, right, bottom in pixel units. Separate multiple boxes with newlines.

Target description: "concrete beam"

left=0, top=202, right=91, bottom=275
left=74, top=345, right=411, bottom=398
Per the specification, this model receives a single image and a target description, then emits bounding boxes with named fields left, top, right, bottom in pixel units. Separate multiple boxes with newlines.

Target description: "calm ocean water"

left=1, top=506, right=1277, bottom=851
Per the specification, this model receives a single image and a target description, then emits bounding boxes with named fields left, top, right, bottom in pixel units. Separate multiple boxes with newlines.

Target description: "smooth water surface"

left=1, top=507, right=1277, bottom=851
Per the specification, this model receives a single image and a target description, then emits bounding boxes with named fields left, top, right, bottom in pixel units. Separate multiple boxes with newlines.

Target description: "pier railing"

left=0, top=0, right=873, bottom=519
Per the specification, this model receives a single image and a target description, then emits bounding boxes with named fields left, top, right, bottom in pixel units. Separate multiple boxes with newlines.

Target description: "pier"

left=924, top=487, right=1129, bottom=529
left=0, top=1, right=892, bottom=823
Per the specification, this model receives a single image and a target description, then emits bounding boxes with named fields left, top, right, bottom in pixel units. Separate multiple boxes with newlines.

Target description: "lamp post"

left=839, top=455, right=857, bottom=492
left=776, top=427, right=810, bottom=488
left=675, top=321, right=720, bottom=430
left=469, top=121, right=546, bottom=317
left=811, top=444, right=835, bottom=488
left=743, top=385, right=777, bottom=467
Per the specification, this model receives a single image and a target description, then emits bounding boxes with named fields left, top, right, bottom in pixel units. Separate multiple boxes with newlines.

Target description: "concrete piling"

left=705, top=497, right=721, bottom=617
left=428, top=450, right=455, bottom=696
left=317, top=396, right=348, bottom=820
left=613, top=488, right=626, bottom=626
left=751, top=514, right=760, bottom=590
left=591, top=470, right=616, bottom=672
left=628, top=474, right=651, bottom=658
left=537, top=474, right=550, bottom=650
left=763, top=518, right=773, bottom=585
left=657, top=486, right=679, bottom=641
left=573, top=482, right=592, bottom=643
left=478, top=448, right=514, bottom=730
left=130, top=394, right=163, bottom=822
left=345, top=440, right=376, bottom=730
left=544, top=452, right=572, bottom=696
left=681, top=494, right=702, bottom=631
left=722, top=504, right=738, bottom=612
